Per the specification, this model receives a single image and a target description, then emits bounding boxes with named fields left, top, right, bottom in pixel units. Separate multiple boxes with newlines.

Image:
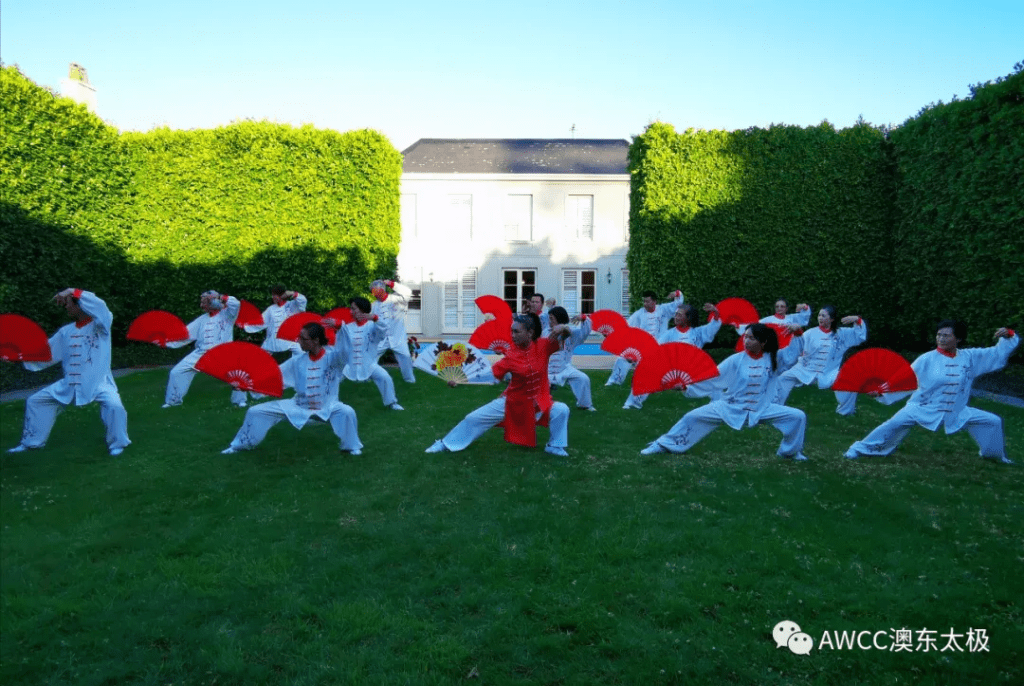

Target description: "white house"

left=397, top=139, right=632, bottom=336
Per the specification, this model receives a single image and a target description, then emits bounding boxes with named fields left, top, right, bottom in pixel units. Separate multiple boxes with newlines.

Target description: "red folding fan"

left=832, top=348, right=917, bottom=395
left=633, top=342, right=720, bottom=395
left=716, top=298, right=759, bottom=327
left=469, top=317, right=513, bottom=354
left=126, top=310, right=190, bottom=348
left=0, top=314, right=52, bottom=362
left=236, top=299, right=264, bottom=328
left=475, top=295, right=513, bottom=324
left=276, top=312, right=336, bottom=345
left=600, top=328, right=659, bottom=365
left=195, top=341, right=283, bottom=397
left=323, top=307, right=355, bottom=326
left=589, top=309, right=629, bottom=336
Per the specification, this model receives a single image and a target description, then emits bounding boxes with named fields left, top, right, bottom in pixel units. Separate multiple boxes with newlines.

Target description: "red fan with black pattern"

left=633, top=342, right=720, bottom=395
left=0, top=314, right=52, bottom=362
left=196, top=341, right=283, bottom=397
left=235, top=299, right=264, bottom=329
left=475, top=295, right=513, bottom=325
left=589, top=309, right=629, bottom=336
left=716, top=298, right=759, bottom=327
left=600, top=327, right=659, bottom=366
left=276, top=312, right=336, bottom=345
left=734, top=322, right=796, bottom=352
left=469, top=317, right=513, bottom=354
left=127, top=310, right=190, bottom=348
left=832, top=348, right=917, bottom=395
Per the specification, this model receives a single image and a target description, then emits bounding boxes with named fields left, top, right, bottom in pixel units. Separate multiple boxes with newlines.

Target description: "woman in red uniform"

left=425, top=313, right=571, bottom=456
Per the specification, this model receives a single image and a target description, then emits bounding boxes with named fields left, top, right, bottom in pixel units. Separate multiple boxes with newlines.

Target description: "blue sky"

left=2, top=1, right=1020, bottom=152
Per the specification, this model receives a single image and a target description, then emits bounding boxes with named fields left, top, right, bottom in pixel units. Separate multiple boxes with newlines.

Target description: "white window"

left=504, top=194, right=533, bottom=242
left=401, top=194, right=417, bottom=238
left=620, top=269, right=631, bottom=316
left=443, top=268, right=478, bottom=333
left=561, top=269, right=597, bottom=315
left=502, top=269, right=537, bottom=314
left=565, top=194, right=594, bottom=240
left=448, top=194, right=473, bottom=239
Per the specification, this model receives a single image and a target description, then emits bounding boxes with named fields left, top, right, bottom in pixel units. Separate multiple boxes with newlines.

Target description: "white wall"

left=398, top=172, right=631, bottom=333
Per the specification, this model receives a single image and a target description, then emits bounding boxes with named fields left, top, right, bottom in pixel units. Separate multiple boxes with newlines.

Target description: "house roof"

left=401, top=139, right=630, bottom=175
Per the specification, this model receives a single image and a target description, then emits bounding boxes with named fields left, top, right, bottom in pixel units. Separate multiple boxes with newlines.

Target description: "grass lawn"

left=2, top=368, right=1022, bottom=685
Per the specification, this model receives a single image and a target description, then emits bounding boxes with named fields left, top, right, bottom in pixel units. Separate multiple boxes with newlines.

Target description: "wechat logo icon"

left=773, top=620, right=814, bottom=655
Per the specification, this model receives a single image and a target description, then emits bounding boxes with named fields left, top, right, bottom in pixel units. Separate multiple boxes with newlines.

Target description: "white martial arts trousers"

left=21, top=385, right=130, bottom=451
left=228, top=401, right=362, bottom=452
left=347, top=365, right=399, bottom=406
left=845, top=406, right=1006, bottom=460
left=165, top=350, right=247, bottom=407
left=775, top=372, right=857, bottom=416
left=378, top=344, right=416, bottom=384
left=606, top=357, right=633, bottom=386
left=436, top=398, right=570, bottom=452
left=550, top=367, right=594, bottom=409
left=649, top=403, right=806, bottom=457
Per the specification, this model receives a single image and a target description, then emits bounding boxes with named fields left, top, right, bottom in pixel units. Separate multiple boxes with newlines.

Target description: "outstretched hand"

left=841, top=315, right=860, bottom=326
left=994, top=327, right=1013, bottom=339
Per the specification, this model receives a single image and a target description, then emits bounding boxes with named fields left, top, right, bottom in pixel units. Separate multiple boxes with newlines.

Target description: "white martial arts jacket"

left=760, top=308, right=811, bottom=328
left=548, top=318, right=592, bottom=381
left=169, top=296, right=241, bottom=353
left=701, top=344, right=802, bottom=428
left=275, top=342, right=349, bottom=428
left=786, top=320, right=867, bottom=389
left=657, top=316, right=721, bottom=347
left=244, top=293, right=307, bottom=352
left=24, top=290, right=118, bottom=406
left=372, top=281, right=412, bottom=350
left=880, top=334, right=1020, bottom=433
left=339, top=318, right=386, bottom=381
left=628, top=291, right=684, bottom=337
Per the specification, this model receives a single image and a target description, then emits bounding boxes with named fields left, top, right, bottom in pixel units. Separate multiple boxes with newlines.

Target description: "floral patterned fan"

left=0, top=314, right=52, bottom=362
left=832, top=348, right=917, bottom=395
left=413, top=340, right=495, bottom=385
left=126, top=310, right=190, bottom=348
left=195, top=341, right=283, bottom=397
left=632, top=342, right=720, bottom=395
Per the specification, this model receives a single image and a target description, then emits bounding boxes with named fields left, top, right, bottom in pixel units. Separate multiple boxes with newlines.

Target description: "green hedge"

left=0, top=66, right=402, bottom=345
left=627, top=120, right=895, bottom=343
left=889, top=64, right=1024, bottom=349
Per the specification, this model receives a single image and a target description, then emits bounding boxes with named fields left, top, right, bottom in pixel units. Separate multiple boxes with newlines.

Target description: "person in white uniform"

left=760, top=299, right=811, bottom=327
left=163, top=291, right=247, bottom=408
left=6, top=288, right=130, bottom=456
left=640, top=323, right=808, bottom=460
left=371, top=279, right=416, bottom=384
left=244, top=284, right=307, bottom=360
left=844, top=321, right=1019, bottom=463
left=774, top=305, right=867, bottom=415
left=606, top=289, right=684, bottom=386
left=623, top=302, right=722, bottom=409
left=547, top=306, right=596, bottom=411
left=221, top=321, right=362, bottom=455
left=332, top=297, right=403, bottom=411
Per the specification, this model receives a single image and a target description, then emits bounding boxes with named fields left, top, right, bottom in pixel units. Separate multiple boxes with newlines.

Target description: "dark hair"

left=531, top=293, right=544, bottom=303
left=819, top=305, right=838, bottom=333
left=513, top=312, right=542, bottom=341
left=774, top=298, right=789, bottom=309
left=678, top=303, right=698, bottom=328
left=747, top=323, right=781, bottom=372
left=642, top=290, right=657, bottom=300
left=271, top=284, right=287, bottom=296
left=549, top=306, right=569, bottom=325
left=349, top=296, right=372, bottom=314
left=936, top=319, right=967, bottom=342
left=301, top=322, right=328, bottom=346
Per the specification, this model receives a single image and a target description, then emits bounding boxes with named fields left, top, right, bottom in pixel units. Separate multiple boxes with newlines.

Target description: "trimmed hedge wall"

left=628, top=64, right=1023, bottom=352
left=889, top=64, right=1024, bottom=349
left=627, top=120, right=896, bottom=344
left=0, top=66, right=402, bottom=343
